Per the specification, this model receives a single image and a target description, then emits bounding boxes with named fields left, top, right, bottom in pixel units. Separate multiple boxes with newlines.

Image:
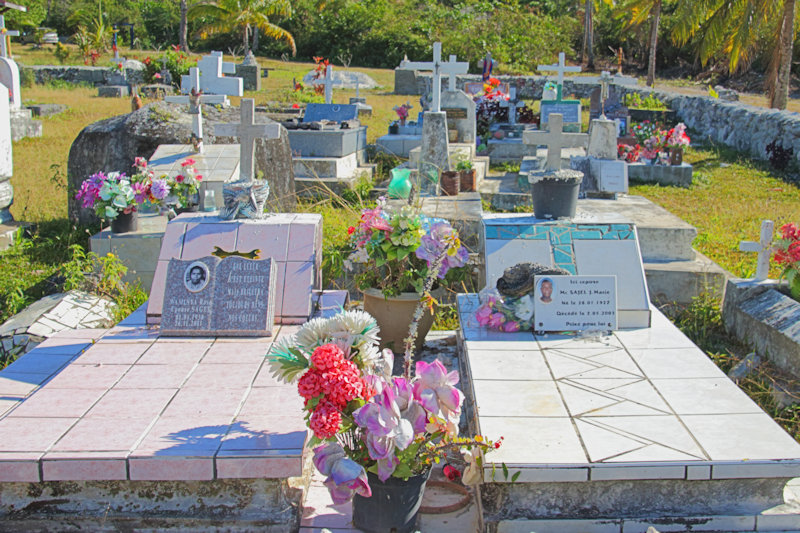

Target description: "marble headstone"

left=161, top=255, right=277, bottom=336
left=441, top=89, right=476, bottom=144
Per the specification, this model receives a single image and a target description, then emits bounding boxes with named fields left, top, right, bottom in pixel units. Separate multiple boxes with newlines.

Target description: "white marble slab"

left=457, top=294, right=800, bottom=481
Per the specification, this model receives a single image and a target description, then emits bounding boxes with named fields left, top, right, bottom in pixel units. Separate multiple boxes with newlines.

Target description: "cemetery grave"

left=2, top=35, right=800, bottom=532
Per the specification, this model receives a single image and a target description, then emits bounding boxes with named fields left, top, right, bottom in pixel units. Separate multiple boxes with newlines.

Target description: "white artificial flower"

left=462, top=449, right=483, bottom=486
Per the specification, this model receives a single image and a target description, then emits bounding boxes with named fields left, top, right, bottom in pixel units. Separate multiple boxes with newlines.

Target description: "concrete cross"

left=355, top=79, right=360, bottom=99
left=537, top=52, right=581, bottom=100
left=599, top=70, right=612, bottom=118
left=400, top=42, right=467, bottom=113
left=0, top=16, right=20, bottom=58
left=739, top=220, right=775, bottom=281
left=213, top=98, right=281, bottom=182
left=499, top=86, right=525, bottom=125
left=446, top=55, right=463, bottom=91
left=522, top=114, right=588, bottom=171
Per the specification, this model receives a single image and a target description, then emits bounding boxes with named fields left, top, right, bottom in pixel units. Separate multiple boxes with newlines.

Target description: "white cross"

left=537, top=52, right=581, bottom=100
left=599, top=70, right=612, bottom=117
left=498, top=86, right=525, bottom=125
left=0, top=16, right=20, bottom=58
left=446, top=55, right=464, bottom=91
left=400, top=42, right=467, bottom=113
left=213, top=98, right=281, bottom=181
left=313, top=64, right=333, bottom=104
left=522, top=114, right=588, bottom=171
left=184, top=53, right=242, bottom=96
left=739, top=220, right=774, bottom=281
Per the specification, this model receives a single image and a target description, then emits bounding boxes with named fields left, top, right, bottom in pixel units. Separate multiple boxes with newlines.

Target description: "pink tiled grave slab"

left=0, top=328, right=305, bottom=483
left=147, top=213, right=322, bottom=325
left=458, top=292, right=800, bottom=527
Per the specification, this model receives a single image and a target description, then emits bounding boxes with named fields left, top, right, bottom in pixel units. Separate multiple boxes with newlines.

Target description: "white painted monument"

left=739, top=220, right=775, bottom=282
left=214, top=99, right=281, bottom=181
left=179, top=52, right=243, bottom=98
left=523, top=114, right=588, bottom=171
left=400, top=42, right=468, bottom=113
left=0, top=15, right=22, bottom=109
left=166, top=66, right=229, bottom=106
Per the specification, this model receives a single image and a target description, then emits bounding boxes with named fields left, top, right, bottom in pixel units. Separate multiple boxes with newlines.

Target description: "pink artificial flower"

left=154, top=73, right=162, bottom=79
left=502, top=321, right=520, bottom=333
left=195, top=174, right=203, bottom=181
left=475, top=304, right=493, bottom=326
left=443, top=464, right=462, bottom=481
left=487, top=312, right=505, bottom=329
left=181, top=158, right=196, bottom=167
left=313, top=442, right=372, bottom=504
left=412, top=360, right=463, bottom=426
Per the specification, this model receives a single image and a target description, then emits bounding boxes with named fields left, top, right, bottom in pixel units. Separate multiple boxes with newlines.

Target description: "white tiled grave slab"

left=146, top=212, right=323, bottom=325
left=483, top=213, right=650, bottom=328
left=457, top=293, right=800, bottom=482
left=148, top=144, right=240, bottom=210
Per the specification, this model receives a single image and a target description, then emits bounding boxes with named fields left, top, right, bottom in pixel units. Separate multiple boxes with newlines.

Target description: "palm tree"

left=188, top=0, right=296, bottom=56
left=672, top=0, right=796, bottom=110
left=615, top=0, right=664, bottom=87
left=180, top=0, right=190, bottom=53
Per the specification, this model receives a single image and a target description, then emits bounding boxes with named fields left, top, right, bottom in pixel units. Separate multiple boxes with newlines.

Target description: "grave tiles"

left=0, top=328, right=306, bottom=482
left=457, top=292, right=800, bottom=481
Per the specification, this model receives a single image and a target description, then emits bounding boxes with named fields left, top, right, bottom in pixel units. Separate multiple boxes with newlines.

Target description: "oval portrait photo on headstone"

left=184, top=261, right=210, bottom=293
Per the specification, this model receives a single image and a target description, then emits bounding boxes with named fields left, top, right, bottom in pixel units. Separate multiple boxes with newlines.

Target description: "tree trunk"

left=772, top=0, right=796, bottom=109
left=646, top=0, right=662, bottom=87
left=253, top=27, right=259, bottom=51
left=179, top=0, right=189, bottom=52
left=243, top=24, right=250, bottom=53
left=587, top=0, right=594, bottom=70
left=581, top=0, right=589, bottom=64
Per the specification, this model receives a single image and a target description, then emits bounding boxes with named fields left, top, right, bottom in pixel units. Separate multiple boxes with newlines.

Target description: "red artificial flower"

left=172, top=44, right=181, bottom=52
left=292, top=103, right=300, bottom=108
left=443, top=464, right=461, bottom=481
left=181, top=158, right=196, bottom=167
left=311, top=343, right=345, bottom=372
left=144, top=57, right=151, bottom=65
left=309, top=400, right=342, bottom=439
left=347, top=226, right=355, bottom=235
left=175, top=174, right=185, bottom=183
left=195, top=174, right=203, bottom=181
left=298, top=369, right=324, bottom=399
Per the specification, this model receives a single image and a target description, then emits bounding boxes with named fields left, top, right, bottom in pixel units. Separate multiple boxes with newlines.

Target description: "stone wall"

left=397, top=70, right=800, bottom=166
left=22, top=65, right=145, bottom=86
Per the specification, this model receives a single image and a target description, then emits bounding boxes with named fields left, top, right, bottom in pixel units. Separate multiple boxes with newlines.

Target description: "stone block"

left=235, top=64, right=261, bottom=91
left=628, top=162, right=693, bottom=187
left=10, top=108, right=42, bottom=142
left=376, top=134, right=422, bottom=159
left=722, top=278, right=800, bottom=377
left=26, top=104, right=67, bottom=117
left=0, top=181, right=12, bottom=211
left=394, top=68, right=419, bottom=94
left=97, top=85, right=129, bottom=98
left=287, top=126, right=366, bottom=158
left=643, top=251, right=728, bottom=305
left=587, top=118, right=618, bottom=159
left=293, top=153, right=359, bottom=180
left=139, top=84, right=174, bottom=99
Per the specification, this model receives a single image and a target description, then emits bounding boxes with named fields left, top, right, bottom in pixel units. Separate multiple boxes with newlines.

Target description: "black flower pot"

left=352, top=469, right=431, bottom=533
left=110, top=211, right=138, bottom=234
left=531, top=170, right=582, bottom=219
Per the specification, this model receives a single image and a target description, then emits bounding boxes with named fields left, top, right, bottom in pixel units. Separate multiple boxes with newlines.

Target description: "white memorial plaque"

left=534, top=275, right=617, bottom=332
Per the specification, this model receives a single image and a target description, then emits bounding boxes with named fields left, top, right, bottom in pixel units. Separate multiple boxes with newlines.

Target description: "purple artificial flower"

left=75, top=172, right=107, bottom=208
left=415, top=221, right=468, bottom=278
left=412, top=360, right=463, bottom=427
left=150, top=178, right=170, bottom=200
left=313, top=442, right=371, bottom=504
left=132, top=181, right=149, bottom=204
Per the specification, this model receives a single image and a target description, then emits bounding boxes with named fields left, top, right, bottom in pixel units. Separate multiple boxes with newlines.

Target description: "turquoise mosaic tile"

left=552, top=246, right=573, bottom=265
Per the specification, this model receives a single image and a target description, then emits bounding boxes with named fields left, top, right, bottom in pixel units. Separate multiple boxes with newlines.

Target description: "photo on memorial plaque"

left=538, top=277, right=555, bottom=304
left=184, top=261, right=210, bottom=292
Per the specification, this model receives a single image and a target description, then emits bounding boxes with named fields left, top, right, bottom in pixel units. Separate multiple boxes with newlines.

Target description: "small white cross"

left=400, top=43, right=467, bottom=113
left=321, top=64, right=333, bottom=104
left=537, top=52, right=581, bottom=100
left=213, top=98, right=281, bottom=181
left=522, top=114, right=588, bottom=171
left=0, top=16, right=21, bottom=58
left=498, top=86, right=525, bottom=125
left=739, top=220, right=775, bottom=281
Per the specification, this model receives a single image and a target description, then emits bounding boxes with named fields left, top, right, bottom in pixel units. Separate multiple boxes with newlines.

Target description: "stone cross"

left=447, top=55, right=460, bottom=91
left=599, top=70, right=612, bottom=118
left=499, top=86, right=525, bottom=125
left=400, top=42, right=467, bottom=113
left=213, top=98, right=281, bottom=181
left=522, top=114, right=589, bottom=171
left=739, top=220, right=774, bottom=281
left=355, top=79, right=360, bottom=99
left=537, top=52, right=581, bottom=100
left=0, top=16, right=20, bottom=58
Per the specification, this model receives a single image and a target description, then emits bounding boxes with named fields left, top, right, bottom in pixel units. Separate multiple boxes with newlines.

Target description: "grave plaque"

left=540, top=101, right=581, bottom=125
left=534, top=275, right=617, bottom=331
left=161, top=255, right=277, bottom=336
left=442, top=107, right=468, bottom=120
left=303, top=103, right=358, bottom=123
